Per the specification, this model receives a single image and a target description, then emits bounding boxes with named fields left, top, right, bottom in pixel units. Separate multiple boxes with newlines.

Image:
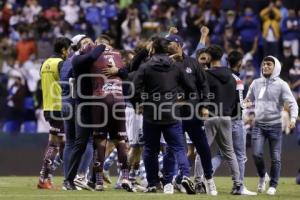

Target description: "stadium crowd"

left=0, top=0, right=300, bottom=134
left=0, top=0, right=300, bottom=196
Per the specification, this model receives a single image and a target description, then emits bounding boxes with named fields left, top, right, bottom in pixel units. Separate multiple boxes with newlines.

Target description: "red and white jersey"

left=91, top=48, right=125, bottom=96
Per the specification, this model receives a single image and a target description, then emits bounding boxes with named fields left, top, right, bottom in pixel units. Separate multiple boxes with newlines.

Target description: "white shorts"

left=126, top=106, right=144, bottom=146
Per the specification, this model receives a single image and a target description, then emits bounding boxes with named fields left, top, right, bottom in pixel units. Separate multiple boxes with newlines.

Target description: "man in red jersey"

left=90, top=35, right=133, bottom=192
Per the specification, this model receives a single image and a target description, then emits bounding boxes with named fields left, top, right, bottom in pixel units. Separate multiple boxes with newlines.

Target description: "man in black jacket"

left=209, top=50, right=257, bottom=195
left=133, top=37, right=195, bottom=194
left=63, top=36, right=106, bottom=190
left=203, top=45, right=242, bottom=195
left=164, top=33, right=217, bottom=195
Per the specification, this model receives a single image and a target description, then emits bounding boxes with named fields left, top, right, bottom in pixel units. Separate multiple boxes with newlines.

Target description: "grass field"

left=0, top=177, right=299, bottom=200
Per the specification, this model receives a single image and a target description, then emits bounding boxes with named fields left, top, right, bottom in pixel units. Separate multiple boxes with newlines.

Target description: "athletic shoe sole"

left=122, top=182, right=137, bottom=192
left=74, top=180, right=94, bottom=191
left=181, top=179, right=196, bottom=194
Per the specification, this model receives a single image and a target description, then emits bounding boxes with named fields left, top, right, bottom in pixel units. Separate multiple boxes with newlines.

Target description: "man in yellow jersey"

left=37, top=37, right=72, bottom=189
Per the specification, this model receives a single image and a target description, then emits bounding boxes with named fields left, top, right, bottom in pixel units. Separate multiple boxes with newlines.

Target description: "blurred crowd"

left=0, top=0, right=300, bottom=134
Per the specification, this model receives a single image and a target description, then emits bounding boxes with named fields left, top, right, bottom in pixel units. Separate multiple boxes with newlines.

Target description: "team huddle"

left=37, top=26, right=298, bottom=196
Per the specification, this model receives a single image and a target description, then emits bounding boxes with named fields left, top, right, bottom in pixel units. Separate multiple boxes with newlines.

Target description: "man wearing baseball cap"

left=164, top=28, right=217, bottom=196
left=60, top=34, right=94, bottom=190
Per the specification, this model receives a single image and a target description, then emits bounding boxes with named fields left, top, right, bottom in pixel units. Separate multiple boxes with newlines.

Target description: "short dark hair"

left=196, top=48, right=208, bottom=60
left=152, top=37, right=170, bottom=54
left=262, top=56, right=275, bottom=65
left=120, top=50, right=135, bottom=66
left=228, top=50, right=243, bottom=68
left=53, top=37, right=72, bottom=54
left=206, top=45, right=223, bottom=61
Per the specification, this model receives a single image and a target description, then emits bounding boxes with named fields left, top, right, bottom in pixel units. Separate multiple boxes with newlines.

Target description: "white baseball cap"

left=71, top=34, right=87, bottom=47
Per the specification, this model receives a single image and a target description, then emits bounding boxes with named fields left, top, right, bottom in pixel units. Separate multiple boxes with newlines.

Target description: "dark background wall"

left=0, top=133, right=299, bottom=176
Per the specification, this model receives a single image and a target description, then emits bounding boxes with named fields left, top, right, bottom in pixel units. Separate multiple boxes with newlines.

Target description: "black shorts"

left=44, top=111, right=64, bottom=136
left=92, top=94, right=126, bottom=141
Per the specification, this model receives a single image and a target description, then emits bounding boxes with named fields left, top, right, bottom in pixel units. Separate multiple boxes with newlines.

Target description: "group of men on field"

left=37, top=26, right=298, bottom=196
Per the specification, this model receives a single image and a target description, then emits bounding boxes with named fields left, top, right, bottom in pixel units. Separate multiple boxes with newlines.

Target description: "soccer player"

left=245, top=56, right=298, bottom=195
left=37, top=37, right=72, bottom=189
left=90, top=35, right=132, bottom=192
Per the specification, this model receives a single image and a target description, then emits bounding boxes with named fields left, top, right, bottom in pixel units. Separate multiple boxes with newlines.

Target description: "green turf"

left=0, top=177, right=299, bottom=200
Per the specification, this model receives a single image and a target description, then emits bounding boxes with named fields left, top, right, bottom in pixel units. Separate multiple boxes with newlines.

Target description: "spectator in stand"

left=85, top=0, right=103, bottom=36
left=0, top=37, right=16, bottom=71
left=61, top=0, right=80, bottom=26
left=34, top=11, right=52, bottom=35
left=23, top=0, right=42, bottom=24
left=289, top=57, right=300, bottom=99
left=73, top=9, right=94, bottom=38
left=211, top=10, right=238, bottom=46
left=36, top=32, right=53, bottom=60
left=260, top=2, right=281, bottom=58
left=44, top=5, right=61, bottom=22
left=282, top=9, right=299, bottom=57
left=16, top=29, right=36, bottom=65
left=275, top=0, right=288, bottom=26
left=281, top=43, right=295, bottom=81
left=9, top=7, right=26, bottom=28
left=236, top=6, right=261, bottom=53
left=2, top=69, right=26, bottom=133
left=121, top=5, right=141, bottom=50
left=0, top=2, right=13, bottom=35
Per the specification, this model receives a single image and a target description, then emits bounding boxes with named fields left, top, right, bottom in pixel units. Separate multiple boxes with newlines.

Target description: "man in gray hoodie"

left=245, top=56, right=298, bottom=195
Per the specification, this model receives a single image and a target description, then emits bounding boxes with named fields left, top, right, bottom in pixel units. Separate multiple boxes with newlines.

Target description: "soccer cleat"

left=241, top=186, right=257, bottom=195
left=37, top=179, right=53, bottom=190
left=266, top=187, right=276, bottom=195
left=181, top=176, right=196, bottom=194
left=206, top=179, right=218, bottom=196
left=121, top=179, right=137, bottom=192
left=103, top=170, right=112, bottom=184
left=163, top=183, right=174, bottom=194
left=144, top=186, right=157, bottom=193
left=231, top=184, right=242, bottom=195
left=62, top=180, right=77, bottom=190
left=194, top=182, right=206, bottom=194
left=74, top=175, right=94, bottom=191
left=257, top=173, right=270, bottom=193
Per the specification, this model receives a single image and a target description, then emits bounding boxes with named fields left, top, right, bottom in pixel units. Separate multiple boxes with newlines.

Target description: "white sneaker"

left=173, top=179, right=186, bottom=193
left=266, top=187, right=276, bottom=195
left=241, top=186, right=257, bottom=195
left=206, top=178, right=218, bottom=196
left=163, top=183, right=174, bottom=194
left=257, top=173, right=270, bottom=193
left=74, top=175, right=90, bottom=191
